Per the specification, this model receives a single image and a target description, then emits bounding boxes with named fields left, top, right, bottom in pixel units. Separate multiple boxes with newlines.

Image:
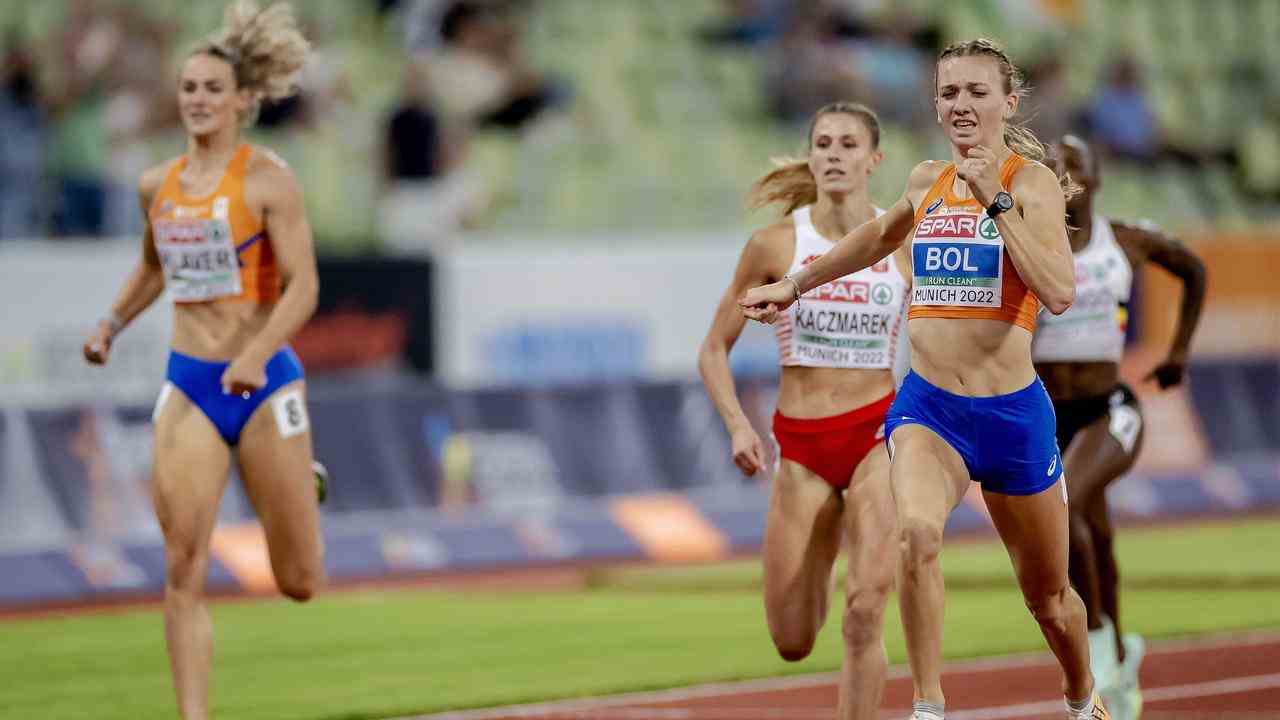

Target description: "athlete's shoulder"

left=139, top=157, right=179, bottom=200
left=245, top=145, right=295, bottom=181
left=1009, top=158, right=1058, bottom=187
left=908, top=160, right=949, bottom=186
left=903, top=161, right=948, bottom=210
left=742, top=217, right=796, bottom=269
left=244, top=145, right=303, bottom=205
left=749, top=217, right=796, bottom=247
left=1009, top=160, right=1064, bottom=207
left=1109, top=216, right=1164, bottom=237
left=1108, top=216, right=1177, bottom=264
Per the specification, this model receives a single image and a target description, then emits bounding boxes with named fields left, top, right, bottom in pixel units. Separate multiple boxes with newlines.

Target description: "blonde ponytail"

left=1003, top=123, right=1046, bottom=163
left=746, top=159, right=817, bottom=216
left=195, top=0, right=311, bottom=126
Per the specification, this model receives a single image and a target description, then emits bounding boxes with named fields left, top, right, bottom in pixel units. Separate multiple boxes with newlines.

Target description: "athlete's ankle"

left=912, top=699, right=945, bottom=720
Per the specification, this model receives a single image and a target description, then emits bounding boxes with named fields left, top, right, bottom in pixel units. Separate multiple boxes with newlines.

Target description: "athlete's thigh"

left=235, top=380, right=321, bottom=572
left=1061, top=411, right=1142, bottom=510
left=843, top=444, right=896, bottom=592
left=982, top=483, right=1071, bottom=590
left=152, top=386, right=232, bottom=552
left=764, top=459, right=843, bottom=593
left=888, top=424, right=970, bottom=525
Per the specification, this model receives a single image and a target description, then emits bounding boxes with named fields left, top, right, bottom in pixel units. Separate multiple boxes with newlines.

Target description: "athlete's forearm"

left=1170, top=257, right=1207, bottom=358
left=106, top=262, right=165, bottom=333
left=697, top=341, right=753, bottom=433
left=792, top=215, right=897, bottom=294
left=242, top=272, right=318, bottom=363
left=995, top=211, right=1074, bottom=313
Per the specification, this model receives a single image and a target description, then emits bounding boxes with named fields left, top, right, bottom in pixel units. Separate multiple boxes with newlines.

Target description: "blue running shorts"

left=884, top=370, right=1063, bottom=495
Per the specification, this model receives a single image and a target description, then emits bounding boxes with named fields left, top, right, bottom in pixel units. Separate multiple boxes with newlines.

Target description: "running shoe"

left=313, top=460, right=329, bottom=504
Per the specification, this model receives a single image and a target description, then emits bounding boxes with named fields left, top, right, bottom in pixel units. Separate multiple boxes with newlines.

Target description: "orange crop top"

left=149, top=144, right=280, bottom=305
left=907, top=154, right=1039, bottom=332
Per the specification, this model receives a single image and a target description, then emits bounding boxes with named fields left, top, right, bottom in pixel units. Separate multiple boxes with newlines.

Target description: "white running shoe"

left=1120, top=634, right=1145, bottom=719
left=1067, top=693, right=1111, bottom=720
left=1088, top=616, right=1120, bottom=691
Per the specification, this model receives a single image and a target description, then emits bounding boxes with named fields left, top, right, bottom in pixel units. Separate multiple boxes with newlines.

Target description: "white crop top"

left=774, top=206, right=908, bottom=370
left=1031, top=214, right=1133, bottom=362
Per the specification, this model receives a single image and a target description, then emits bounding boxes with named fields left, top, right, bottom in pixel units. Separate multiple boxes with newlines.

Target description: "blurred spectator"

left=1024, top=56, right=1073, bottom=144
left=0, top=35, right=47, bottom=239
left=378, top=61, right=488, bottom=257
left=422, top=1, right=569, bottom=132
left=44, top=0, right=122, bottom=237
left=1080, top=56, right=1161, bottom=162
left=1237, top=91, right=1280, bottom=200
left=101, top=5, right=175, bottom=238
left=398, top=0, right=452, bottom=52
left=846, top=9, right=931, bottom=131
left=763, top=5, right=869, bottom=125
left=376, top=0, right=406, bottom=15
left=697, top=0, right=790, bottom=47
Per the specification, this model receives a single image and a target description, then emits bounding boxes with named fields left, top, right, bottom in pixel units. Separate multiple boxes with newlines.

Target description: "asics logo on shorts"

left=1047, top=454, right=1058, bottom=476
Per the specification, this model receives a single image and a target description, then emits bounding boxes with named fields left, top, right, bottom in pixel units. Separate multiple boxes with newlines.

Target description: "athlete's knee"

left=842, top=581, right=891, bottom=653
left=164, top=537, right=208, bottom=594
left=767, top=606, right=820, bottom=662
left=1025, top=583, right=1080, bottom=631
left=898, top=516, right=943, bottom=575
left=770, top=625, right=817, bottom=662
left=276, top=564, right=320, bottom=603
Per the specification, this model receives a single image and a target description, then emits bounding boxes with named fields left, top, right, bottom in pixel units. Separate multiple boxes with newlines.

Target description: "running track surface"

left=418, top=632, right=1280, bottom=720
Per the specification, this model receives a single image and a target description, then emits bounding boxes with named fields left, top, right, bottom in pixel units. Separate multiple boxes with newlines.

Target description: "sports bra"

left=774, top=206, right=907, bottom=370
left=149, top=144, right=280, bottom=305
left=907, top=154, right=1039, bottom=332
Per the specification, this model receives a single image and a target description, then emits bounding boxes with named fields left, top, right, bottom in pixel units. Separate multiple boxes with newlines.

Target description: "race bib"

left=271, top=388, right=310, bottom=439
left=910, top=212, right=1002, bottom=308
left=153, top=218, right=242, bottom=302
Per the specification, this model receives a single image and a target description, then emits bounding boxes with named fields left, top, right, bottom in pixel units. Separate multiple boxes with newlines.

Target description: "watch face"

left=996, top=192, right=1014, bottom=210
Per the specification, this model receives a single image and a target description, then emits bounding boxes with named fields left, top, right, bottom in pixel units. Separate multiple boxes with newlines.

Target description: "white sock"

left=1065, top=694, right=1094, bottom=716
left=913, top=700, right=945, bottom=719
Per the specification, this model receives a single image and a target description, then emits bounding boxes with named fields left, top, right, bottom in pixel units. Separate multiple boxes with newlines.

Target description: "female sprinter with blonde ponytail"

left=82, top=3, right=325, bottom=717
left=700, top=102, right=912, bottom=720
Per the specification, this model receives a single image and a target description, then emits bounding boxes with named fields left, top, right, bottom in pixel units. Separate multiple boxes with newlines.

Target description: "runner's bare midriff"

left=775, top=365, right=896, bottom=419
left=170, top=301, right=274, bottom=361
left=907, top=316, right=1037, bottom=396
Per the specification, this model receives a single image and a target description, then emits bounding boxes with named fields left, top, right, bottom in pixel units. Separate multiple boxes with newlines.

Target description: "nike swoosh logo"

left=1047, top=455, right=1058, bottom=476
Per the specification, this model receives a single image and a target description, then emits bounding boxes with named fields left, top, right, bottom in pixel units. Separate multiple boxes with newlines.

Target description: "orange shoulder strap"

left=999, top=154, right=1029, bottom=189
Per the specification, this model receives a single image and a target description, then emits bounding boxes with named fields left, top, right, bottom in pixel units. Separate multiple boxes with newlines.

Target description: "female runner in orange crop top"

left=81, top=3, right=324, bottom=718
left=741, top=38, right=1107, bottom=720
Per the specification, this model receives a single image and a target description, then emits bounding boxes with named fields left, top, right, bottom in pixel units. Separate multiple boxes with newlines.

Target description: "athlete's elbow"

left=288, top=272, right=320, bottom=315
left=697, top=338, right=728, bottom=375
left=1043, top=285, right=1074, bottom=315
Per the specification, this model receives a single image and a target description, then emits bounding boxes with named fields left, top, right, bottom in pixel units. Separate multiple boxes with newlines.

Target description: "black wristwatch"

left=986, top=191, right=1014, bottom=218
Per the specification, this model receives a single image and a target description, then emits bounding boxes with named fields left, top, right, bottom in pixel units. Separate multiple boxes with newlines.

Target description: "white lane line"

left=942, top=672, right=1280, bottom=720
left=415, top=631, right=1280, bottom=719
left=1142, top=672, right=1280, bottom=703
left=538, top=673, right=1280, bottom=720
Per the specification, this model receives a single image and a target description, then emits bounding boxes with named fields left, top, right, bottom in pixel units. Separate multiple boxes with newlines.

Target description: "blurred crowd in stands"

left=1, top=0, right=1277, bottom=250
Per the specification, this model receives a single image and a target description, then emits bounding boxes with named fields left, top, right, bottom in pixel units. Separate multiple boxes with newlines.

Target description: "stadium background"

left=1, top=1, right=1279, bottom=718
